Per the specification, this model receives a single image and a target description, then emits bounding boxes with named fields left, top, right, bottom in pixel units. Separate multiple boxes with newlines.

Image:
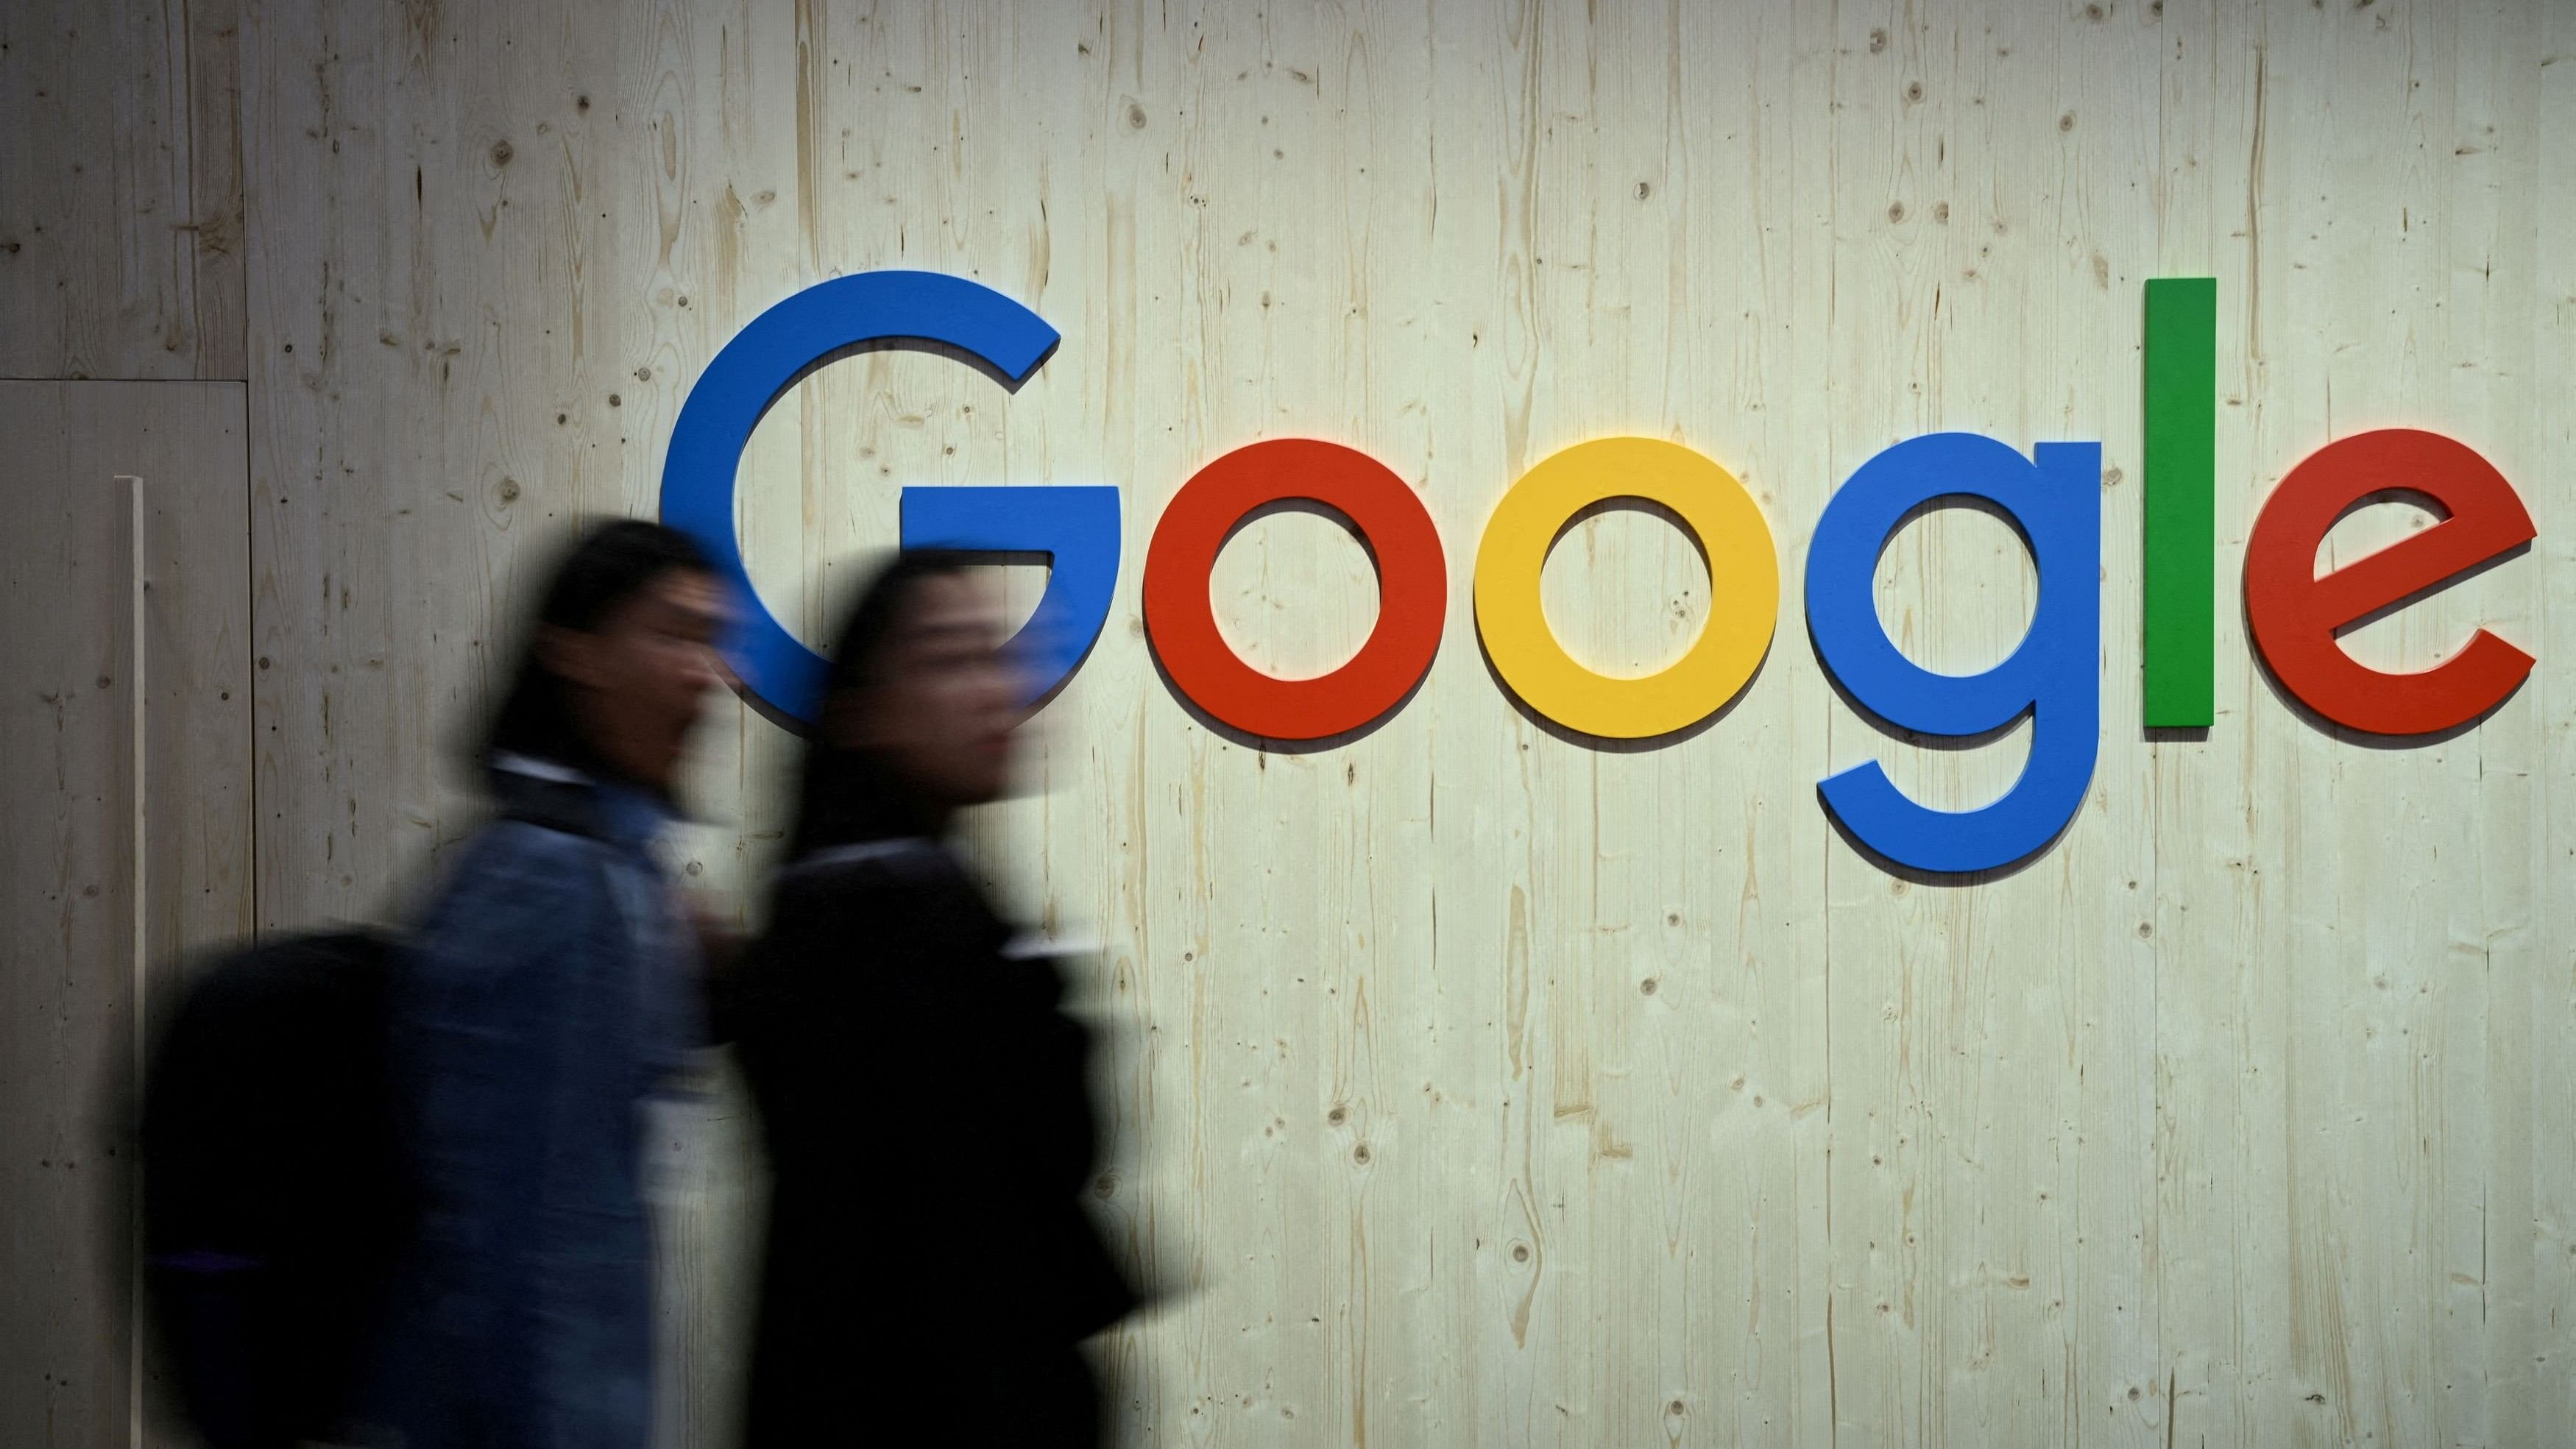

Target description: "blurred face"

left=545, top=567, right=729, bottom=793
left=831, top=571, right=1022, bottom=810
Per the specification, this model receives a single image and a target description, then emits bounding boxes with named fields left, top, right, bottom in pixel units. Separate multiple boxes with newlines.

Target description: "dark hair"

left=784, top=548, right=979, bottom=858
left=478, top=518, right=715, bottom=779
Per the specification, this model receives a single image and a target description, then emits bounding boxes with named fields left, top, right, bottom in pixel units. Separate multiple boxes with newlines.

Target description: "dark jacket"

left=732, top=831, right=1137, bottom=1448
left=375, top=757, right=703, bottom=1449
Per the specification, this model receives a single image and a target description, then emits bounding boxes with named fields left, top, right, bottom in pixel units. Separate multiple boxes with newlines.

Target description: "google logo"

left=662, top=271, right=2536, bottom=876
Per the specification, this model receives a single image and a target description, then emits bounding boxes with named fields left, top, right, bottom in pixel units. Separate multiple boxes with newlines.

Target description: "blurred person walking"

left=374, top=519, right=726, bottom=1449
left=732, top=551, right=1139, bottom=1448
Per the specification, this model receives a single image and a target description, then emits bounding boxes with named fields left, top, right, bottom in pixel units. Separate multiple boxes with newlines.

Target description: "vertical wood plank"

left=0, top=380, right=253, bottom=1449
left=2515, top=12, right=2576, bottom=1448
left=2148, top=6, right=2267, bottom=1446
left=1, top=383, right=139, bottom=1449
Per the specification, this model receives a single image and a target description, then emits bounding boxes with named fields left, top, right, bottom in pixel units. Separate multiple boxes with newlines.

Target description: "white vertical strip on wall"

left=124, top=471, right=144, bottom=1449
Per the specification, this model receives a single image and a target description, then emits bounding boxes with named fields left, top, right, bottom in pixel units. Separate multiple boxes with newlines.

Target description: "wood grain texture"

left=73, top=0, right=2554, bottom=1444
left=0, top=381, right=253, bottom=1449
left=0, top=1, right=247, bottom=380
left=2, top=387, right=140, bottom=1449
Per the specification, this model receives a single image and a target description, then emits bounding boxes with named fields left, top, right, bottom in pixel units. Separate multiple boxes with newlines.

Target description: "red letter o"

left=1144, top=439, right=1446, bottom=740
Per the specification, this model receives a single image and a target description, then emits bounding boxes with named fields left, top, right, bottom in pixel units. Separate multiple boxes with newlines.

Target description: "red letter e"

left=2245, top=428, right=2534, bottom=735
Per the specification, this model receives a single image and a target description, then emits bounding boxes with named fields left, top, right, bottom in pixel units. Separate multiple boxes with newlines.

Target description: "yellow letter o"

left=1473, top=438, right=1779, bottom=739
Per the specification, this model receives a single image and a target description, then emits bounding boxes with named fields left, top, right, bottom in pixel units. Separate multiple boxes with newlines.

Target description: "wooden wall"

left=9, top=0, right=2573, bottom=1445
left=0, top=381, right=255, bottom=1449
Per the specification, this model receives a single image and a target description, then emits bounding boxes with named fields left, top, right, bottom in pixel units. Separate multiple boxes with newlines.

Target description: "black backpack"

left=137, top=766, right=615, bottom=1448
left=138, top=929, right=411, bottom=1449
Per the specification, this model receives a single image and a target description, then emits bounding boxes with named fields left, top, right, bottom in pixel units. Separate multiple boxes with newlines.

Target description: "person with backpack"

left=372, top=519, right=728, bottom=1449
left=729, top=551, right=1141, bottom=1448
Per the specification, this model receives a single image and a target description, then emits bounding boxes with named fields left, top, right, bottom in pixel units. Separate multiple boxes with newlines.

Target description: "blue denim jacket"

left=378, top=759, right=701, bottom=1449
